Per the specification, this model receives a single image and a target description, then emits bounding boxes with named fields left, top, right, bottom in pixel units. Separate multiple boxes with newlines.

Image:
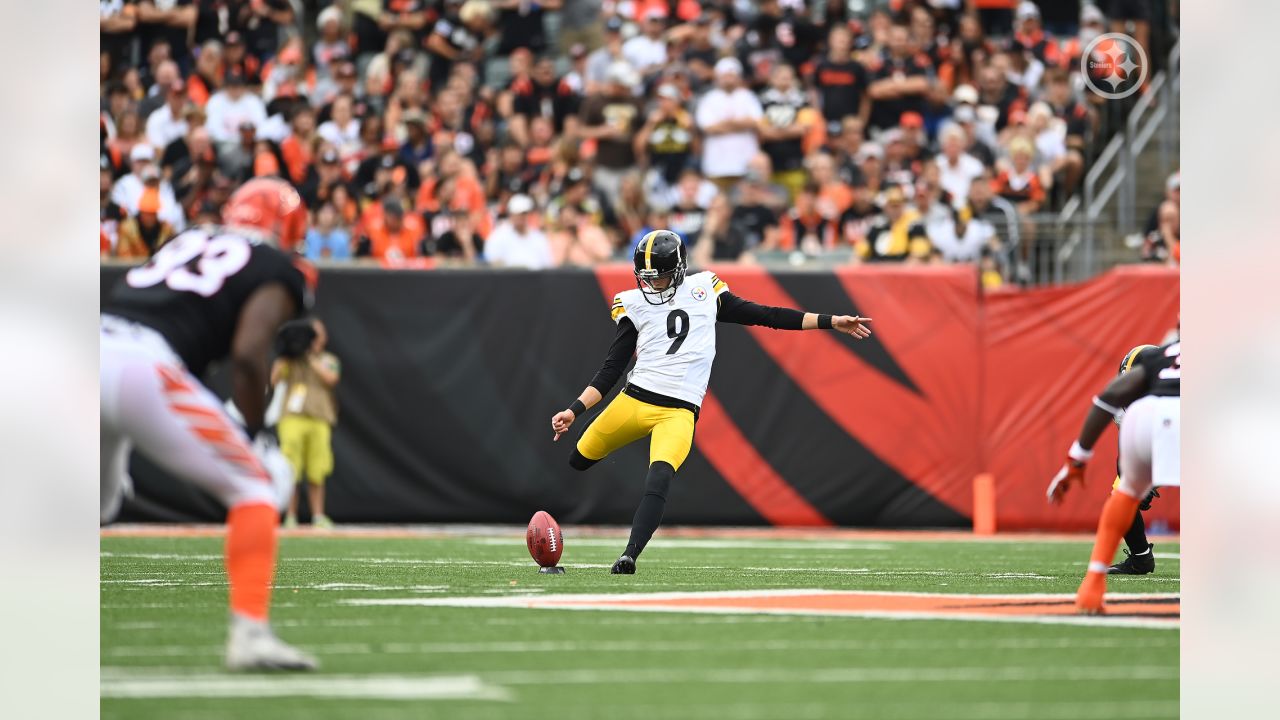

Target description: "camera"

left=275, top=319, right=317, bottom=359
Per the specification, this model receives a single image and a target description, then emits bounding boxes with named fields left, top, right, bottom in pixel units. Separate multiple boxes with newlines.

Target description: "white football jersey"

left=611, top=271, right=729, bottom=407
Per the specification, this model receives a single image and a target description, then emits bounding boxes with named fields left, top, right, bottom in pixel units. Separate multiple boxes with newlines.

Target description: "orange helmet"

left=222, top=177, right=307, bottom=251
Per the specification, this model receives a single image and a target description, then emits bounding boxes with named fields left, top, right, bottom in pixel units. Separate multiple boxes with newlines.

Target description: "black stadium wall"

left=100, top=263, right=1181, bottom=530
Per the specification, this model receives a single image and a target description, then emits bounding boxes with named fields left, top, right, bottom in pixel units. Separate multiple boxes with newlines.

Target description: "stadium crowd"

left=100, top=0, right=1177, bottom=286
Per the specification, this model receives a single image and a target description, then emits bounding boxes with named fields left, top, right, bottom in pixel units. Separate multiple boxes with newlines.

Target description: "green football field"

left=101, top=528, right=1180, bottom=719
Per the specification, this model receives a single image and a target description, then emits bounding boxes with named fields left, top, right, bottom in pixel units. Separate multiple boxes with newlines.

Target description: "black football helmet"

left=1117, top=345, right=1159, bottom=376
left=633, top=230, right=687, bottom=305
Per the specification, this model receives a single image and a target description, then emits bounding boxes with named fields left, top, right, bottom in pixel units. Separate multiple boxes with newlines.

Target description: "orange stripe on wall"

left=694, top=394, right=833, bottom=527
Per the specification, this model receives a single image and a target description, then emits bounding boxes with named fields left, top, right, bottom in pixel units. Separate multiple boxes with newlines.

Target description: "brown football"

left=526, top=510, right=564, bottom=568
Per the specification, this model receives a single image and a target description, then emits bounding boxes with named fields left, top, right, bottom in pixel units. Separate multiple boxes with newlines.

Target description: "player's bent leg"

left=1079, top=398, right=1157, bottom=612
left=572, top=393, right=652, bottom=470
left=1111, top=510, right=1156, bottom=575
left=100, top=426, right=132, bottom=526
left=113, top=357, right=315, bottom=670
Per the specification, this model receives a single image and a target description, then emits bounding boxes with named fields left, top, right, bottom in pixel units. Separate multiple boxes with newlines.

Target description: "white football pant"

left=1118, top=395, right=1181, bottom=498
left=100, top=315, right=289, bottom=524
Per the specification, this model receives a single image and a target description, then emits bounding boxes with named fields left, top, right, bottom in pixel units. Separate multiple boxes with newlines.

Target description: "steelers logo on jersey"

left=691, top=286, right=707, bottom=302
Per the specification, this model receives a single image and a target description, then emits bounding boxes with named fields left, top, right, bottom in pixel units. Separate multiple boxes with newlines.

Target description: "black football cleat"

left=1108, top=545, right=1156, bottom=575
left=610, top=555, right=636, bottom=574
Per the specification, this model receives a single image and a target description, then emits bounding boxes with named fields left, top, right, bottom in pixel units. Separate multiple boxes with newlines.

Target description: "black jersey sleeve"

left=716, top=291, right=806, bottom=329
left=588, top=316, right=638, bottom=396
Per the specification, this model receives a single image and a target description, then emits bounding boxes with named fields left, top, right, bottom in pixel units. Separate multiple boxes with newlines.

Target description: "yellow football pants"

left=576, top=392, right=696, bottom=470
left=277, top=415, right=334, bottom=485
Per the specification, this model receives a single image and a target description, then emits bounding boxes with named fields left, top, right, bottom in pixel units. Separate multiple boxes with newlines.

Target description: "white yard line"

left=99, top=671, right=510, bottom=701
left=102, top=635, right=1175, bottom=659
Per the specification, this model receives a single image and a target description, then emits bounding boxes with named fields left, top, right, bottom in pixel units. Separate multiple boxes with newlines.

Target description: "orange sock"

left=225, top=502, right=278, bottom=621
left=1077, top=489, right=1142, bottom=611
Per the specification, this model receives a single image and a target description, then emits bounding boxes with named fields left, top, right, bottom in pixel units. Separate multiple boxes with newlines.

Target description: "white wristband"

left=1068, top=441, right=1094, bottom=463
left=1092, top=395, right=1123, bottom=417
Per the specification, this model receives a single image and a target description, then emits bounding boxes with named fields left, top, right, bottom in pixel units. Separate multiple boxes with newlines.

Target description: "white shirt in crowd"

left=936, top=152, right=986, bottom=203
left=145, top=105, right=189, bottom=151
left=110, top=174, right=186, bottom=231
left=483, top=221, right=553, bottom=270
left=317, top=118, right=362, bottom=158
left=204, top=91, right=267, bottom=144
left=623, top=35, right=667, bottom=72
left=695, top=88, right=763, bottom=178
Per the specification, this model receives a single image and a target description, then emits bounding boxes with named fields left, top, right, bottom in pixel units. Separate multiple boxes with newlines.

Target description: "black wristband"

left=817, top=314, right=833, bottom=330
left=569, top=399, right=586, bottom=417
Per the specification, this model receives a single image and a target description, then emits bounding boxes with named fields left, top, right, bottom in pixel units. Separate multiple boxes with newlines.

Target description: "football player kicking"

left=1047, top=341, right=1180, bottom=613
left=1108, top=345, right=1163, bottom=575
left=101, top=178, right=319, bottom=670
left=550, top=230, right=873, bottom=574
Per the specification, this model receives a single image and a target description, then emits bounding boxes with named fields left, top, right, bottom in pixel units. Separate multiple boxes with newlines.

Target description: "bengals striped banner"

left=100, top=263, right=1179, bottom=531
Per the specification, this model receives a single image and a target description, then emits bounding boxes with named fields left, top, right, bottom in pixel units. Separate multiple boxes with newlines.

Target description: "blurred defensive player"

left=1109, top=344, right=1162, bottom=575
left=1047, top=341, right=1180, bottom=613
left=550, top=230, right=873, bottom=574
left=101, top=177, right=319, bottom=670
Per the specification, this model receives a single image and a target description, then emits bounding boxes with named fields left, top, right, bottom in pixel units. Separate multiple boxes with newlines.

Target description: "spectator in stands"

left=304, top=203, right=353, bottom=262
left=1141, top=193, right=1180, bottom=266
left=977, top=59, right=1027, bottom=132
left=115, top=183, right=176, bottom=259
left=585, top=17, right=627, bottom=93
left=624, top=8, right=671, bottom=81
left=112, top=144, right=186, bottom=230
left=302, top=147, right=355, bottom=211
left=839, top=180, right=879, bottom=249
left=814, top=25, right=871, bottom=136
left=580, top=62, right=645, bottom=209
left=636, top=83, right=698, bottom=209
left=313, top=6, right=352, bottom=82
left=136, top=59, right=184, bottom=123
left=666, top=169, right=715, bottom=241
left=993, top=137, right=1046, bottom=217
left=496, top=0, right=560, bottom=55
left=866, top=24, right=931, bottom=133
left=697, top=57, right=762, bottom=191
left=279, top=106, right=317, bottom=186
left=425, top=0, right=492, bottom=91
left=727, top=176, right=781, bottom=257
left=827, top=116, right=868, bottom=188
left=936, top=122, right=986, bottom=204
left=317, top=94, right=363, bottom=163
left=484, top=194, right=553, bottom=269
left=188, top=41, right=222, bottom=107
left=108, top=109, right=146, bottom=166
left=238, top=0, right=294, bottom=63
left=779, top=182, right=839, bottom=256
left=857, top=186, right=931, bottom=264
left=690, top=193, right=741, bottom=264
left=808, top=152, right=854, bottom=224
left=205, top=71, right=266, bottom=148
left=758, top=64, right=820, bottom=201
left=144, top=79, right=190, bottom=151
left=549, top=203, right=613, bottom=267
left=163, top=122, right=216, bottom=202
left=100, top=162, right=128, bottom=253
left=358, top=196, right=424, bottom=260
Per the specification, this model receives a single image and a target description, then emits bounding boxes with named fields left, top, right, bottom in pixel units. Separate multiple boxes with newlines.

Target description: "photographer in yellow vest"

left=271, top=318, right=340, bottom=529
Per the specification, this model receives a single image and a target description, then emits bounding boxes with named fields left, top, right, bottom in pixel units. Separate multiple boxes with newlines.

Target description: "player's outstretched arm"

left=716, top=291, right=872, bottom=338
left=1047, top=367, right=1150, bottom=504
left=551, top=317, right=638, bottom=441
left=231, top=283, right=299, bottom=437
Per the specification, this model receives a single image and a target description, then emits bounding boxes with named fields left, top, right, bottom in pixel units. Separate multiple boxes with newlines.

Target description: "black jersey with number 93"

left=104, top=228, right=310, bottom=377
